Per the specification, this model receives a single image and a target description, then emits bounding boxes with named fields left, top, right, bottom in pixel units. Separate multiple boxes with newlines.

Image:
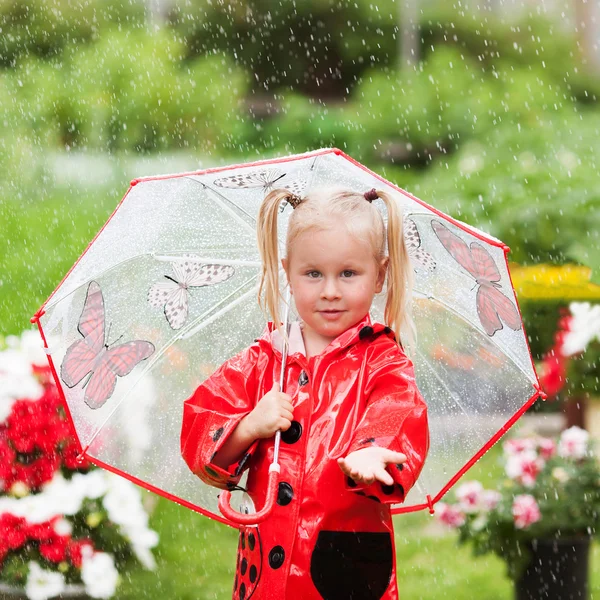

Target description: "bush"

left=1, top=29, right=250, bottom=154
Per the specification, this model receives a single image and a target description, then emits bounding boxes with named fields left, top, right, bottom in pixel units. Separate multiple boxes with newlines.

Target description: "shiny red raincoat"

left=181, top=315, right=429, bottom=600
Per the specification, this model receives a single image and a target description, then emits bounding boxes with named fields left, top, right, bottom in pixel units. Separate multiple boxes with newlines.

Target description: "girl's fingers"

left=271, top=382, right=280, bottom=393
left=383, top=450, right=407, bottom=465
left=375, top=468, right=394, bottom=486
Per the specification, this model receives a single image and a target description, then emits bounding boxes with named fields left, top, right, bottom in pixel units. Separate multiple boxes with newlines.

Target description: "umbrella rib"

left=81, top=277, right=260, bottom=454
left=412, top=288, right=534, bottom=384
left=186, top=178, right=258, bottom=233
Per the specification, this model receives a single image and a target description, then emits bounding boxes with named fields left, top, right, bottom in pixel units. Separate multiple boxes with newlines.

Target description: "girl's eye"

left=306, top=271, right=321, bottom=278
left=341, top=270, right=355, bottom=278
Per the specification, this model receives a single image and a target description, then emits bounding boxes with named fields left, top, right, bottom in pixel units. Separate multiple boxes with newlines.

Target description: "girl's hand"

left=337, top=447, right=407, bottom=486
left=245, top=383, right=294, bottom=439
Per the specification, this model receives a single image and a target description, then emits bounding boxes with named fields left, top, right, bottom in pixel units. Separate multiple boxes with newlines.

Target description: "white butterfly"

left=148, top=257, right=235, bottom=330
left=213, top=168, right=307, bottom=196
left=404, top=217, right=436, bottom=272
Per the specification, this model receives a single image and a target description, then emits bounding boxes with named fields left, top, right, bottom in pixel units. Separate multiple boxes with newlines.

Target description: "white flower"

left=17, top=330, right=52, bottom=367
left=455, top=481, right=484, bottom=513
left=42, top=474, right=85, bottom=517
left=0, top=348, right=43, bottom=420
left=102, top=477, right=147, bottom=529
left=471, top=514, right=488, bottom=532
left=558, top=426, right=589, bottom=459
left=25, top=562, right=65, bottom=600
left=82, top=552, right=119, bottom=599
left=54, top=518, right=73, bottom=536
left=129, top=527, right=159, bottom=569
left=561, top=302, right=600, bottom=356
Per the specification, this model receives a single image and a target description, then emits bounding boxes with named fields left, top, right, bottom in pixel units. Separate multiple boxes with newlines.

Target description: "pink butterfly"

left=60, top=281, right=155, bottom=409
left=431, top=220, right=521, bottom=337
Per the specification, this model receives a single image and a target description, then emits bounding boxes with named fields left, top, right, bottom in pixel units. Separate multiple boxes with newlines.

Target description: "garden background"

left=1, top=0, right=599, bottom=597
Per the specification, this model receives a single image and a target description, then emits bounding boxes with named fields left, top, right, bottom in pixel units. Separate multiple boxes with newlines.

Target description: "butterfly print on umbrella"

left=404, top=217, right=436, bottom=272
left=213, top=168, right=307, bottom=197
left=60, top=281, right=155, bottom=410
left=148, top=256, right=235, bottom=330
left=431, top=220, right=521, bottom=337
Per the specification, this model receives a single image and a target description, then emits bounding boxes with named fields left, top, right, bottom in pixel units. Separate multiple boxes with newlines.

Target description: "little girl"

left=181, top=187, right=429, bottom=600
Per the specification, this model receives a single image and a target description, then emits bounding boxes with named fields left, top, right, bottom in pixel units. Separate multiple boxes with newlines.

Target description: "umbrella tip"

left=130, top=178, right=140, bottom=187
left=31, top=310, right=45, bottom=324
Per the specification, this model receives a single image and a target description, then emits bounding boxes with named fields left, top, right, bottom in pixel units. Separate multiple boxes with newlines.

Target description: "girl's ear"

left=375, top=257, right=389, bottom=294
left=281, top=257, right=292, bottom=293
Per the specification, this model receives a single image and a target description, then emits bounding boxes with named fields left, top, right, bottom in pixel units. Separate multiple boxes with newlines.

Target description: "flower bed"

left=0, top=331, right=158, bottom=600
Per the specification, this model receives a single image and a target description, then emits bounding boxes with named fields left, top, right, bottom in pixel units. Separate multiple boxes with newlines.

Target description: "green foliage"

left=0, top=0, right=146, bottom=66
left=0, top=29, right=250, bottom=156
left=398, top=108, right=600, bottom=265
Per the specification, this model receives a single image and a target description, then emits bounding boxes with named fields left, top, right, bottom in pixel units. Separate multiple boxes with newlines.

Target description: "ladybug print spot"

left=212, top=427, right=224, bottom=442
left=381, top=483, right=395, bottom=495
left=205, top=466, right=218, bottom=479
left=358, top=437, right=375, bottom=445
left=235, top=526, right=262, bottom=598
left=396, top=463, right=404, bottom=471
left=346, top=476, right=358, bottom=488
left=367, top=495, right=381, bottom=503
left=397, top=484, right=405, bottom=497
left=359, top=325, right=374, bottom=340
left=384, top=326, right=392, bottom=334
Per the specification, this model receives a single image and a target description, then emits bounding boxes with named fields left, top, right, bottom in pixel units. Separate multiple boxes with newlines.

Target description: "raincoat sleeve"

left=180, top=344, right=261, bottom=490
left=344, top=344, right=429, bottom=504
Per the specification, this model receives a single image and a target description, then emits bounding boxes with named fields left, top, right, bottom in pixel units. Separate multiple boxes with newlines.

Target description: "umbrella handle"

left=218, top=465, right=280, bottom=525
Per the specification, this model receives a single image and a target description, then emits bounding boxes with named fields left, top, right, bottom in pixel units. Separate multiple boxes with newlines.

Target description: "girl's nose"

left=320, top=278, right=341, bottom=300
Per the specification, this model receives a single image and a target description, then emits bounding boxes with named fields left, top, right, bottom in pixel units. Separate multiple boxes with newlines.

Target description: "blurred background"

left=0, top=0, right=599, bottom=598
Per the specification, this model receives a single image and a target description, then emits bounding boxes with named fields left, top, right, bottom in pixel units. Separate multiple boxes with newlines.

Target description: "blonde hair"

left=257, top=187, right=415, bottom=349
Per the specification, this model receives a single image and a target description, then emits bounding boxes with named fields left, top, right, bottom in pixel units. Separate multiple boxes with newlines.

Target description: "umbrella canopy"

left=32, top=148, right=542, bottom=524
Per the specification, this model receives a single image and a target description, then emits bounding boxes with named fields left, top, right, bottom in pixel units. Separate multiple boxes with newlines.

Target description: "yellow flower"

left=509, top=264, right=600, bottom=301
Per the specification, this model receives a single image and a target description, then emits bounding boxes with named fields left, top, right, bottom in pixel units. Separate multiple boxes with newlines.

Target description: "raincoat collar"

left=261, top=314, right=393, bottom=360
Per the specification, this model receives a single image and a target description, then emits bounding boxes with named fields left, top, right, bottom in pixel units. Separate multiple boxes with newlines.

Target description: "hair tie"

left=364, top=188, right=378, bottom=202
left=285, top=193, right=303, bottom=209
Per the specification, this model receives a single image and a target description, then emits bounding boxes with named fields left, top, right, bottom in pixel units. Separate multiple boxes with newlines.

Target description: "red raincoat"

left=181, top=315, right=429, bottom=600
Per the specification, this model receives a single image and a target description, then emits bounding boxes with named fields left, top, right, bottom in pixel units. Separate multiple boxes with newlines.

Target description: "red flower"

left=39, top=532, right=69, bottom=563
left=539, top=349, right=567, bottom=397
left=28, top=519, right=58, bottom=542
left=67, top=539, right=95, bottom=568
left=0, top=513, right=29, bottom=550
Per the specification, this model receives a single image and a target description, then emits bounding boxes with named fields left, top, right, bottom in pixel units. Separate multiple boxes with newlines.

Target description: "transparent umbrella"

left=32, top=148, right=543, bottom=525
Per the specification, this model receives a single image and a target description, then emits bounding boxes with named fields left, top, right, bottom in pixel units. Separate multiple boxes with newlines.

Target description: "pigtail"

left=257, top=189, right=295, bottom=333
left=376, top=190, right=416, bottom=353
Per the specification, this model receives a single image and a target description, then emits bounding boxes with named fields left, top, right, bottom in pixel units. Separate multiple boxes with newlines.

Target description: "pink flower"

left=436, top=503, right=466, bottom=528
left=455, top=481, right=484, bottom=513
left=505, top=450, right=544, bottom=487
left=481, top=490, right=502, bottom=511
left=558, top=427, right=589, bottom=459
left=503, top=438, right=537, bottom=457
left=512, top=494, right=541, bottom=529
left=537, top=438, right=556, bottom=460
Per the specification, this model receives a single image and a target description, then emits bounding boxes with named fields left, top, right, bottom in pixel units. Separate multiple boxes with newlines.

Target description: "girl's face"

left=282, top=223, right=387, bottom=349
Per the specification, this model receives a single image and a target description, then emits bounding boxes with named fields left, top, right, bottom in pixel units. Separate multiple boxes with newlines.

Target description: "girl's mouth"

left=319, top=310, right=345, bottom=320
